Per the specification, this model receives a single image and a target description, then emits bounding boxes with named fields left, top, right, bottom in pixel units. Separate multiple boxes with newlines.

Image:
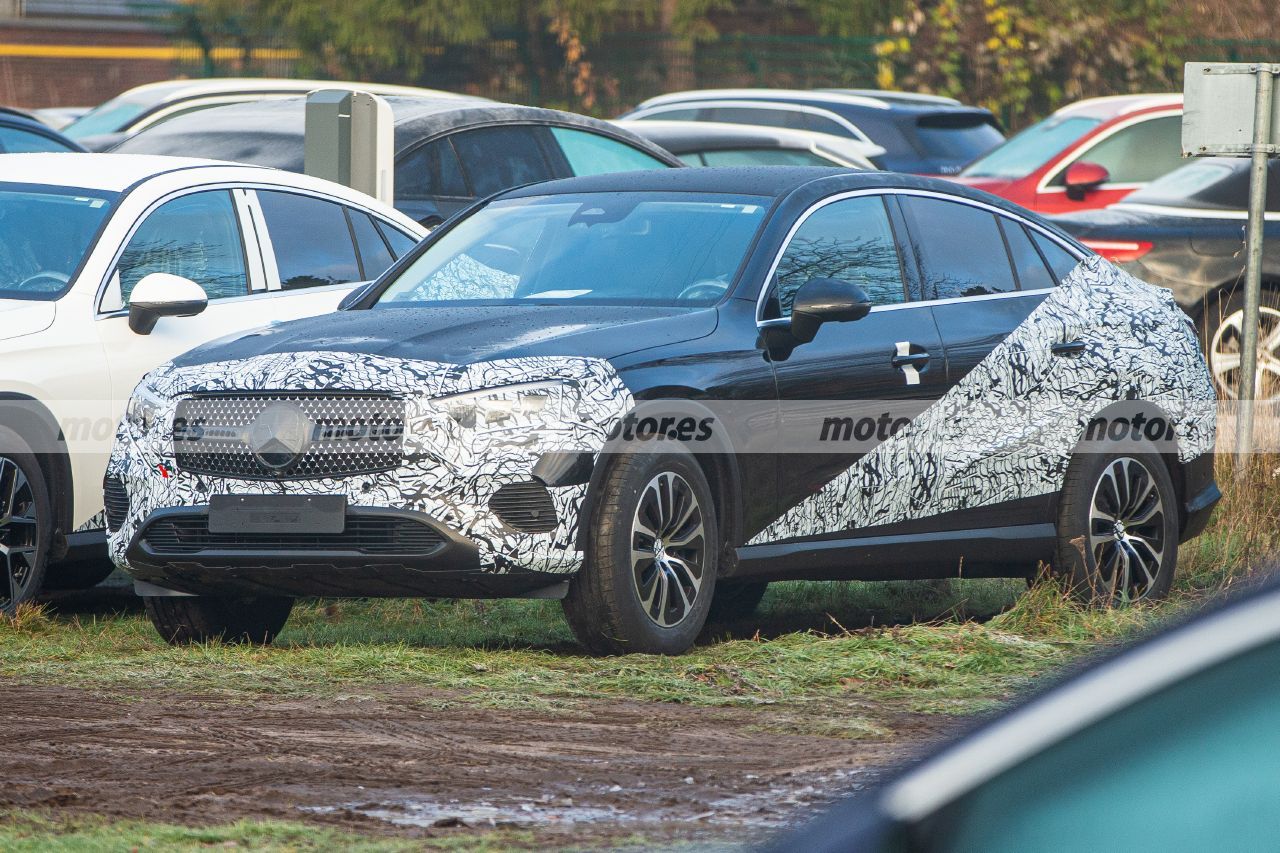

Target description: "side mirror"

left=1064, top=161, right=1110, bottom=201
left=790, top=277, right=873, bottom=344
left=127, top=273, right=208, bottom=335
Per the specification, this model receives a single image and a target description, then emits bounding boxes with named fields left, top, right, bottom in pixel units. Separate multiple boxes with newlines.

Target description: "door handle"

left=1051, top=340, right=1087, bottom=356
left=891, top=341, right=930, bottom=386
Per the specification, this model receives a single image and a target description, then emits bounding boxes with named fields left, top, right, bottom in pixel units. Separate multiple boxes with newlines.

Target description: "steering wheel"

left=678, top=278, right=730, bottom=302
left=14, top=271, right=70, bottom=292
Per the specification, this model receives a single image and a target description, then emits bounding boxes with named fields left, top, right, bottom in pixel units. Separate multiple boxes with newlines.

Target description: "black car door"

left=898, top=194, right=1059, bottom=385
left=898, top=193, right=1081, bottom=527
left=759, top=193, right=949, bottom=540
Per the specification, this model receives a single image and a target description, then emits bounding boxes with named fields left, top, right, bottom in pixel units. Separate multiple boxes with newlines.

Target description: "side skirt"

left=733, top=523, right=1057, bottom=583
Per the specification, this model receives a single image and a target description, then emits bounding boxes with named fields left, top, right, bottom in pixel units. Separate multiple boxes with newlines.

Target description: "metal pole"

left=1235, top=66, right=1274, bottom=479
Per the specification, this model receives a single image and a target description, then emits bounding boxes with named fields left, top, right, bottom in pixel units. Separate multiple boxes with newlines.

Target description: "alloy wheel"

left=1209, top=305, right=1280, bottom=401
left=0, top=457, right=41, bottom=612
left=630, top=471, right=707, bottom=628
left=1087, top=457, right=1167, bottom=602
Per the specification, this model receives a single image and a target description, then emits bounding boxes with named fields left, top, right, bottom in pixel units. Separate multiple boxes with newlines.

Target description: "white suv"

left=0, top=154, right=425, bottom=613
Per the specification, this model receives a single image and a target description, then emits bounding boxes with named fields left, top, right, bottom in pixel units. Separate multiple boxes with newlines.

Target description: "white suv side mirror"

left=128, top=273, right=208, bottom=335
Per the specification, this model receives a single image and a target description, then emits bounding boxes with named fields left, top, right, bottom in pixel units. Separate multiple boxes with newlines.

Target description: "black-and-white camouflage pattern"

left=109, top=257, right=1215, bottom=575
left=107, top=352, right=633, bottom=573
left=749, top=257, right=1216, bottom=544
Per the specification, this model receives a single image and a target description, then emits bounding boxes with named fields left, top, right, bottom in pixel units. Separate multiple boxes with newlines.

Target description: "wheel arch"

left=0, top=393, right=74, bottom=551
left=1066, top=399, right=1188, bottom=530
left=575, top=393, right=745, bottom=559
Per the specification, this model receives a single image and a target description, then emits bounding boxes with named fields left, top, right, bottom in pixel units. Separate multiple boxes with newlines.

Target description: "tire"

left=707, top=581, right=768, bottom=623
left=1055, top=445, right=1178, bottom=605
left=562, top=451, right=719, bottom=655
left=0, top=428, right=53, bottom=618
left=43, top=558, right=116, bottom=591
left=1200, top=287, right=1280, bottom=401
left=144, top=595, right=294, bottom=645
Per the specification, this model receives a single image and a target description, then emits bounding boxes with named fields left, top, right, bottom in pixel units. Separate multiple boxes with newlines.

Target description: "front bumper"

left=122, top=504, right=568, bottom=598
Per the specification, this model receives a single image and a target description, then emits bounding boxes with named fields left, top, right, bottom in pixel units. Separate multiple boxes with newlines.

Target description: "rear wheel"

left=563, top=451, right=718, bottom=655
left=144, top=595, right=294, bottom=645
left=1055, top=447, right=1177, bottom=604
left=0, top=430, right=52, bottom=618
left=1201, top=288, right=1280, bottom=401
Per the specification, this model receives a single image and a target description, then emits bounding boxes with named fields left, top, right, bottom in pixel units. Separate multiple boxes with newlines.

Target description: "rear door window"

left=707, top=106, right=807, bottom=131
left=550, top=127, right=669, bottom=175
left=899, top=196, right=1018, bottom=300
left=448, top=126, right=557, bottom=197
left=256, top=190, right=363, bottom=289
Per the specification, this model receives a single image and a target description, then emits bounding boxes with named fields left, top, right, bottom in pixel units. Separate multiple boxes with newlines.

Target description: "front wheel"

left=0, top=430, right=52, bottom=618
left=1055, top=447, right=1178, bottom=604
left=144, top=595, right=294, bottom=645
left=563, top=451, right=719, bottom=655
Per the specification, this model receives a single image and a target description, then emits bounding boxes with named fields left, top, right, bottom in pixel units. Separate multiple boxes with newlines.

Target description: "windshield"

left=63, top=97, right=150, bottom=139
left=0, top=186, right=115, bottom=300
left=376, top=192, right=770, bottom=308
left=960, top=115, right=1102, bottom=179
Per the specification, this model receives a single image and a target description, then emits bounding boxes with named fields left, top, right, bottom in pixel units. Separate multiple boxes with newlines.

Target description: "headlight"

left=411, top=380, right=573, bottom=434
left=125, top=385, right=169, bottom=433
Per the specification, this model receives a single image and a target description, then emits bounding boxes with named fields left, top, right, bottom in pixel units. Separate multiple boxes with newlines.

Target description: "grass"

left=0, top=812, right=542, bottom=852
left=2, top=455, right=1275, bottom=720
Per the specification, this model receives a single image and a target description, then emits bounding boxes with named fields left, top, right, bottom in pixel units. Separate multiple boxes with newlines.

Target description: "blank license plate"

left=207, top=495, right=347, bottom=535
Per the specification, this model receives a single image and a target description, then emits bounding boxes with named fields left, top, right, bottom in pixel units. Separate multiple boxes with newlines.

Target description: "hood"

left=0, top=299, right=55, bottom=342
left=173, top=303, right=717, bottom=370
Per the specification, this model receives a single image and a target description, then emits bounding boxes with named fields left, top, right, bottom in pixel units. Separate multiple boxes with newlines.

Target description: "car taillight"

left=1081, top=239, right=1154, bottom=264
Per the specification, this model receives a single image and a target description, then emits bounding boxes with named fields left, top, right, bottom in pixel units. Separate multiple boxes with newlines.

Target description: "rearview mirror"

left=1064, top=161, right=1110, bottom=201
left=790, top=277, right=872, bottom=344
left=128, top=273, right=208, bottom=335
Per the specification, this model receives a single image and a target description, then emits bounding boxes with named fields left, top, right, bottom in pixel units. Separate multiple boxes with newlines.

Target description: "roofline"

left=636, top=88, right=893, bottom=111
left=815, top=88, right=963, bottom=106
left=882, top=581, right=1280, bottom=821
left=1055, top=93, right=1182, bottom=118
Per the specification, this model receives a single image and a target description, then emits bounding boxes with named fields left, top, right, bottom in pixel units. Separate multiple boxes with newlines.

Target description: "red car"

left=950, top=94, right=1183, bottom=214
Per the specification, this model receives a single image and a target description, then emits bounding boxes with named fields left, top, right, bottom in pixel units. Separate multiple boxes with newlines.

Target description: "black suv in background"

left=617, top=88, right=1004, bottom=175
left=114, top=96, right=682, bottom=227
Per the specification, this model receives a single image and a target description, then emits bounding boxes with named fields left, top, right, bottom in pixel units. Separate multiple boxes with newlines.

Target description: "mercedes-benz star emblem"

left=247, top=402, right=313, bottom=471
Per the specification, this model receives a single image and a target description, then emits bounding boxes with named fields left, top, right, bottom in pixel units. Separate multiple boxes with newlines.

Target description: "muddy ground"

left=0, top=678, right=959, bottom=848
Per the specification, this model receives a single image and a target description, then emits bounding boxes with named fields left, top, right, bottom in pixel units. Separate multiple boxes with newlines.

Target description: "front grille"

left=173, top=392, right=406, bottom=481
left=104, top=476, right=128, bottom=532
left=141, top=513, right=445, bottom=556
left=490, top=481, right=558, bottom=533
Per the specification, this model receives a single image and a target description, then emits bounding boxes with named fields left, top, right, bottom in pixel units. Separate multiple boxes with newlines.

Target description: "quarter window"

left=550, top=127, right=670, bottom=175
left=349, top=212, right=395, bottom=278
left=449, top=126, right=556, bottom=198
left=116, top=190, right=248, bottom=305
left=375, top=220, right=419, bottom=259
left=772, top=195, right=905, bottom=318
left=999, top=219, right=1057, bottom=291
left=900, top=196, right=1018, bottom=300
left=257, top=191, right=363, bottom=290
left=1032, top=231, right=1081, bottom=283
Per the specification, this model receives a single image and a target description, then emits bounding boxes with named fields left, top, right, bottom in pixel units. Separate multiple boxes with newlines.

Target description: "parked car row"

left=0, top=78, right=1225, bottom=657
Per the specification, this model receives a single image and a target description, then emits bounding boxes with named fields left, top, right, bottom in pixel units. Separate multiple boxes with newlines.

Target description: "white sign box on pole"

left=1183, top=62, right=1280, bottom=157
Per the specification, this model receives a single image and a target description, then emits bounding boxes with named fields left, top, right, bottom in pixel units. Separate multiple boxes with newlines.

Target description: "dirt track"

left=0, top=681, right=958, bottom=846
